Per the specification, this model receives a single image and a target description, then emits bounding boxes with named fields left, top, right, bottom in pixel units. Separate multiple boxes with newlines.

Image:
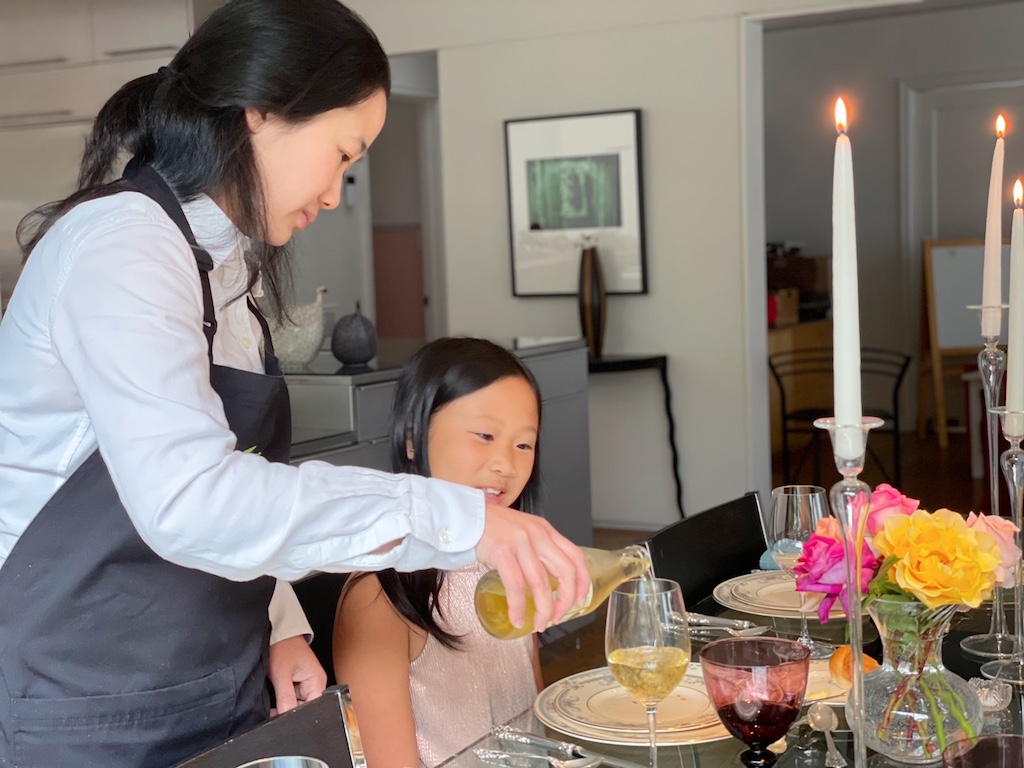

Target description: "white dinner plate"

left=712, top=572, right=846, bottom=621
left=534, top=665, right=732, bottom=747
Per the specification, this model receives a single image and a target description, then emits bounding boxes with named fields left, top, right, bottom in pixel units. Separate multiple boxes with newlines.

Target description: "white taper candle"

left=982, top=115, right=1006, bottom=338
left=832, top=98, right=864, bottom=459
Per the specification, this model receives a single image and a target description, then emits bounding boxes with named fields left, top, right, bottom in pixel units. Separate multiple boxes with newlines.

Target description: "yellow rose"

left=872, top=508, right=1002, bottom=609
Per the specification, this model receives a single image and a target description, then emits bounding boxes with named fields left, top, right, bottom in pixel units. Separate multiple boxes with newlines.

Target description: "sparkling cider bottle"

left=474, top=544, right=653, bottom=640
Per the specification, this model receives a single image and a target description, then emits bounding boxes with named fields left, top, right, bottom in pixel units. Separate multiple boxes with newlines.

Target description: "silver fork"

left=474, top=749, right=602, bottom=768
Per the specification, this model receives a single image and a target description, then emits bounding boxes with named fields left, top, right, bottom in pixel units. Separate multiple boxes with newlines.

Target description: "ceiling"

left=765, top=0, right=1019, bottom=31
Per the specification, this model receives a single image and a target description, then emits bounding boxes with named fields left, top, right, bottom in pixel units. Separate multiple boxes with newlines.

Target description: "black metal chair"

left=767, top=347, right=912, bottom=487
left=640, top=491, right=766, bottom=608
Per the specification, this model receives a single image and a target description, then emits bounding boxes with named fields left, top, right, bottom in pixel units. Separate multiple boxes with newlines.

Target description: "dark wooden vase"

left=578, top=245, right=607, bottom=360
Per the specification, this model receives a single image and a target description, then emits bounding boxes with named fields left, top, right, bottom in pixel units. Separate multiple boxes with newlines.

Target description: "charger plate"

left=712, top=572, right=846, bottom=621
left=534, top=665, right=730, bottom=746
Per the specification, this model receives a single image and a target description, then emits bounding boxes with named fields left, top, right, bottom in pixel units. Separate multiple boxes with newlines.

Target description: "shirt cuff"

left=269, top=579, right=313, bottom=645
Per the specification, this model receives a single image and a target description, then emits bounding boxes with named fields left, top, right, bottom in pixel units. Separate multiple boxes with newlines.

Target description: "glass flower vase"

left=858, top=597, right=982, bottom=764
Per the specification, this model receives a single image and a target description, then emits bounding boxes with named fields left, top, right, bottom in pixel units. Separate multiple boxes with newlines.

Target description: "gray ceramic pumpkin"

left=331, top=301, right=377, bottom=365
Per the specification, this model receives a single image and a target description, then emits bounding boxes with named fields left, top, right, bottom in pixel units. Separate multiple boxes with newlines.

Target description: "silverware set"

left=684, top=612, right=770, bottom=638
left=491, top=727, right=647, bottom=768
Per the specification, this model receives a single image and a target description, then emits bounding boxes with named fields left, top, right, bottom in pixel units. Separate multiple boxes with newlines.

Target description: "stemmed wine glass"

left=767, top=484, right=835, bottom=660
left=605, top=577, right=691, bottom=768
left=700, top=637, right=811, bottom=768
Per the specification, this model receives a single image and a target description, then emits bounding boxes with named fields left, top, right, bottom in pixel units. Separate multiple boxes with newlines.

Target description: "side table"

left=587, top=354, right=683, bottom=519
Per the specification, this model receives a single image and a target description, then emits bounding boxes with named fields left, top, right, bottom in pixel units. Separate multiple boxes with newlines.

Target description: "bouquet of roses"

left=794, top=484, right=1021, bottom=622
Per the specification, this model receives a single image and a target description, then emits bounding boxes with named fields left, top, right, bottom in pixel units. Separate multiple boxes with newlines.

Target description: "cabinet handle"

left=0, top=110, right=73, bottom=123
left=102, top=45, right=179, bottom=58
left=0, top=57, right=69, bottom=71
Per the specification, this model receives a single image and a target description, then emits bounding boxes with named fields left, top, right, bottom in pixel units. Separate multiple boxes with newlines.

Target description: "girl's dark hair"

left=15, top=0, right=390, bottom=321
left=369, top=337, right=544, bottom=649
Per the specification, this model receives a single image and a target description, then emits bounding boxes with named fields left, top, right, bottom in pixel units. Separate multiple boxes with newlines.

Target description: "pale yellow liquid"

left=474, top=546, right=653, bottom=640
left=607, top=646, right=690, bottom=705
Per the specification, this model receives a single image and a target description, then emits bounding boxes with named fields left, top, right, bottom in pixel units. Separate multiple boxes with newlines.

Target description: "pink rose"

left=967, top=512, right=1022, bottom=588
left=864, top=483, right=919, bottom=537
left=794, top=526, right=879, bottom=623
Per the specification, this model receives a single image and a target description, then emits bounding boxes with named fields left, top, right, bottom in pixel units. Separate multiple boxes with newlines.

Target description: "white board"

left=928, top=241, right=1011, bottom=350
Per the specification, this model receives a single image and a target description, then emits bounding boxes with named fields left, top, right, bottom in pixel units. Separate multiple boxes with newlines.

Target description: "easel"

left=917, top=238, right=1010, bottom=448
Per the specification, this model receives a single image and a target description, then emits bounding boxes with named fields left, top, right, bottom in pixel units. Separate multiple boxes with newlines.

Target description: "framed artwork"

left=505, top=109, right=647, bottom=296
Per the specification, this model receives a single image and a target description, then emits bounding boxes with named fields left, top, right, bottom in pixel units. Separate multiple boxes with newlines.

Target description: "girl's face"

left=426, top=376, right=539, bottom=508
left=245, top=90, right=387, bottom=246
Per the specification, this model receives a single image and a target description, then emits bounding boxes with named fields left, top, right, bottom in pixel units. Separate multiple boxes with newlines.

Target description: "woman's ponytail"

left=77, top=73, right=162, bottom=190
left=16, top=72, right=162, bottom=260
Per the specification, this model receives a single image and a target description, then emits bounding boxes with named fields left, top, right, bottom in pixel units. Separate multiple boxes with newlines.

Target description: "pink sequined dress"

left=410, top=561, right=538, bottom=767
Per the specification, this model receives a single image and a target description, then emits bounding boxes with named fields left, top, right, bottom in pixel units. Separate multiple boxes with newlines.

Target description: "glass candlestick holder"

left=981, top=406, right=1024, bottom=686
left=814, top=415, right=883, bottom=768
left=961, top=327, right=1019, bottom=659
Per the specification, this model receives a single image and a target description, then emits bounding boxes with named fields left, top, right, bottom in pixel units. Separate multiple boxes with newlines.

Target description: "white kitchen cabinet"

left=91, top=0, right=190, bottom=61
left=0, top=0, right=92, bottom=70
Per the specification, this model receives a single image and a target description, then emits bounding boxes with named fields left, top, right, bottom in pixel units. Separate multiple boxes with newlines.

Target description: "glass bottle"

left=474, top=544, right=653, bottom=640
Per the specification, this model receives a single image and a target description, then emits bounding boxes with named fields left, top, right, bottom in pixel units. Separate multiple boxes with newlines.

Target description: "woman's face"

left=426, top=376, right=539, bottom=508
left=245, top=90, right=387, bottom=246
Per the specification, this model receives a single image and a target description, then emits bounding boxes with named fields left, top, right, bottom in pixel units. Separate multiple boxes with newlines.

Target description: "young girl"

left=334, top=338, right=547, bottom=768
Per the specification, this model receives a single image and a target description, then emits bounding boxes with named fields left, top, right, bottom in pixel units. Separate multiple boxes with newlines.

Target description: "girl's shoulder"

left=335, top=573, right=426, bottom=660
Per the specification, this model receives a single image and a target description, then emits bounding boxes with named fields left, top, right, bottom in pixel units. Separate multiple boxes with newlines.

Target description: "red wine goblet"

left=699, top=637, right=811, bottom=768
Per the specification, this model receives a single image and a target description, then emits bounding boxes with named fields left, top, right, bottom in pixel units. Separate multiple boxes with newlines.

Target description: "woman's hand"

left=267, top=635, right=327, bottom=715
left=475, top=504, right=590, bottom=632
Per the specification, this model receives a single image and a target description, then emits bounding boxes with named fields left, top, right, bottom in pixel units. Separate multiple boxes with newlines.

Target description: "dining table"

left=439, top=577, right=1024, bottom=768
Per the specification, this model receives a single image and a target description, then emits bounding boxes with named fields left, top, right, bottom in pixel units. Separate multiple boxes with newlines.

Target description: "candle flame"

left=835, top=98, right=848, bottom=133
left=997, top=114, right=1007, bottom=139
left=1015, top=179, right=1023, bottom=207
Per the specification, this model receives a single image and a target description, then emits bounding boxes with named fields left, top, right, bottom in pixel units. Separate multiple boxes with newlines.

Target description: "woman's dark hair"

left=16, top=0, right=390, bottom=320
left=368, top=337, right=544, bottom=649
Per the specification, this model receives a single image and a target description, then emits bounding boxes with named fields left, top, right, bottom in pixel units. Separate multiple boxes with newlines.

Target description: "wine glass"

left=700, top=637, right=811, bottom=768
left=943, top=734, right=1024, bottom=768
left=767, top=484, right=835, bottom=660
left=605, top=577, right=691, bottom=768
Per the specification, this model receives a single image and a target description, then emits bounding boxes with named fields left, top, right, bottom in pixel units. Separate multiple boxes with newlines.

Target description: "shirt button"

left=439, top=530, right=453, bottom=545
left=241, top=337, right=252, bottom=350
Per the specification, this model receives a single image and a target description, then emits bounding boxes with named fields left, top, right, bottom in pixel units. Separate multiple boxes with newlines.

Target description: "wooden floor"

left=540, top=430, right=988, bottom=685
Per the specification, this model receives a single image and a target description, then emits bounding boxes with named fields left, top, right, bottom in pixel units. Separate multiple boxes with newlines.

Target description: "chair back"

left=767, top=346, right=911, bottom=421
left=175, top=686, right=359, bottom=768
left=641, top=492, right=766, bottom=608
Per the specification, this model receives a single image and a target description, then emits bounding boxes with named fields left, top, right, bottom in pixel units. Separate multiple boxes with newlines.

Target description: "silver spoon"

left=807, top=702, right=847, bottom=768
left=474, top=749, right=603, bottom=768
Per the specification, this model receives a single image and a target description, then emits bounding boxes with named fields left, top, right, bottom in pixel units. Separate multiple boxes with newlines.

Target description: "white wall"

left=346, top=0, right=915, bottom=527
left=764, top=2, right=1024, bottom=354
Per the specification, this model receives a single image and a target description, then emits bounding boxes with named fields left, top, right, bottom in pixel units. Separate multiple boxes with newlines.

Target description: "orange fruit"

left=829, top=645, right=880, bottom=689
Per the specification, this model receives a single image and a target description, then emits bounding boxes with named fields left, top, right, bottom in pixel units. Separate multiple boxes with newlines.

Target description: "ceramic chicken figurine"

left=267, top=286, right=326, bottom=371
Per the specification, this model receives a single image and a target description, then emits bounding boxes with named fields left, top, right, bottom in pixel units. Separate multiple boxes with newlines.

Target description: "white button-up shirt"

left=0, top=192, right=483, bottom=621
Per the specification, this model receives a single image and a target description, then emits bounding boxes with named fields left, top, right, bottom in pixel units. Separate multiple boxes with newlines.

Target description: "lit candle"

left=981, top=115, right=1007, bottom=338
left=1006, top=180, right=1024, bottom=435
left=832, top=97, right=863, bottom=459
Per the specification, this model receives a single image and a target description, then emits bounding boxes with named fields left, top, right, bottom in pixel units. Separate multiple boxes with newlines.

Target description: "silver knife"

left=685, top=612, right=757, bottom=630
left=493, top=727, right=648, bottom=768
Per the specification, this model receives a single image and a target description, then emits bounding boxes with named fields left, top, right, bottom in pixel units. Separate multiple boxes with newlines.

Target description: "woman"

left=0, top=1, right=587, bottom=765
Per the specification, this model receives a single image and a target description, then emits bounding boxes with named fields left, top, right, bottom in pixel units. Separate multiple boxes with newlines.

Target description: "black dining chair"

left=640, top=491, right=767, bottom=608
left=768, top=347, right=911, bottom=487
left=291, top=572, right=350, bottom=688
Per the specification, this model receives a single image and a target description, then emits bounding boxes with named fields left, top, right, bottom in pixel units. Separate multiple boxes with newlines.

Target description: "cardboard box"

left=769, top=287, right=800, bottom=328
left=767, top=255, right=832, bottom=295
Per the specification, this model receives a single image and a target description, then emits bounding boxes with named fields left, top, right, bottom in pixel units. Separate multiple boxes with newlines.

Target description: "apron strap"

left=247, top=298, right=276, bottom=359
left=121, top=159, right=217, bottom=362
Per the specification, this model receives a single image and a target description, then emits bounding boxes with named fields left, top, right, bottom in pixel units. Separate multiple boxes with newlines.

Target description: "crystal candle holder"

left=961, top=308, right=1018, bottom=659
left=981, top=407, right=1024, bottom=686
left=814, top=415, right=883, bottom=768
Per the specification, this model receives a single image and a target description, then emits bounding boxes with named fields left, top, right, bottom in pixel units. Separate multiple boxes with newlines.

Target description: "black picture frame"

left=504, top=109, right=647, bottom=296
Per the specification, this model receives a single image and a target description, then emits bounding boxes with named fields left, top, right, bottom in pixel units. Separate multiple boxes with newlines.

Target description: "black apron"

left=0, top=163, right=292, bottom=767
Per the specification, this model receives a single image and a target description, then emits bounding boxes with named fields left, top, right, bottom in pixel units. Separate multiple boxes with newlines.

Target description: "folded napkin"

left=759, top=550, right=781, bottom=570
